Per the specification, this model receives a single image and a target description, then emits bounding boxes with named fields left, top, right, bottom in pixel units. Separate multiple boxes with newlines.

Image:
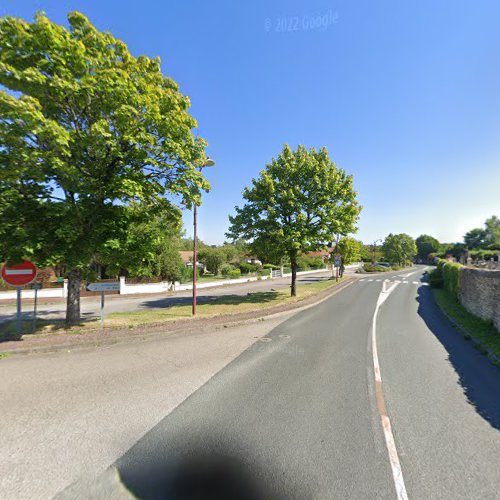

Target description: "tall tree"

left=381, top=233, right=417, bottom=266
left=484, top=215, right=500, bottom=248
left=0, top=12, right=210, bottom=324
left=463, top=228, right=486, bottom=249
left=416, top=234, right=440, bottom=260
left=226, top=144, right=361, bottom=296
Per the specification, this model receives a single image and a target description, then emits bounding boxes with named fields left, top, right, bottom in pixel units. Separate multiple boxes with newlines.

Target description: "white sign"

left=86, top=282, right=120, bottom=292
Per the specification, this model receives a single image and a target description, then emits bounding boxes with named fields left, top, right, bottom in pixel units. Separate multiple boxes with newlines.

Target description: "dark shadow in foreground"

left=116, top=435, right=290, bottom=500
left=416, top=286, right=500, bottom=430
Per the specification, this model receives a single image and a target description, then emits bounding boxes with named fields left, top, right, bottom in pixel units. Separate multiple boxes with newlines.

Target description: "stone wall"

left=460, top=268, right=500, bottom=332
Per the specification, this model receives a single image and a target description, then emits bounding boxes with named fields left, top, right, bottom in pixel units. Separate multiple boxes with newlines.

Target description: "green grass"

left=0, top=278, right=345, bottom=337
left=0, top=318, right=90, bottom=342
left=0, top=352, right=12, bottom=360
left=433, top=288, right=500, bottom=359
left=106, top=277, right=345, bottom=328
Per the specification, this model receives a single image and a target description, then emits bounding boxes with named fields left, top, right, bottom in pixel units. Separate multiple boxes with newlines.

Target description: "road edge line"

left=372, top=281, right=409, bottom=500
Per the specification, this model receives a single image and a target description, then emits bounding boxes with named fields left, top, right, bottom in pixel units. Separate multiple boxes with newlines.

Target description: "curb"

left=431, top=290, right=500, bottom=368
left=0, top=278, right=355, bottom=357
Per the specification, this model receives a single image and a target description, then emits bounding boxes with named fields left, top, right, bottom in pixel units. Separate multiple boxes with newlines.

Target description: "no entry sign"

left=1, top=260, right=37, bottom=286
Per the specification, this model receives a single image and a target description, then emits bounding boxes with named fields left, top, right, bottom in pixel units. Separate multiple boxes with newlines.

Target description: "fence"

left=0, top=265, right=360, bottom=300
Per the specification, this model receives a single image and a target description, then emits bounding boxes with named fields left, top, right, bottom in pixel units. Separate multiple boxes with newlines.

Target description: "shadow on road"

left=138, top=291, right=280, bottom=310
left=416, top=286, right=500, bottom=430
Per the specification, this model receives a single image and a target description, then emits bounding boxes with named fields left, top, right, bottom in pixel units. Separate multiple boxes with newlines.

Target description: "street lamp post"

left=192, top=157, right=215, bottom=316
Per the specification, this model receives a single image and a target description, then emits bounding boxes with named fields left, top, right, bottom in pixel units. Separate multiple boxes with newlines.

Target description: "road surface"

left=0, top=270, right=340, bottom=325
left=1, top=265, right=499, bottom=499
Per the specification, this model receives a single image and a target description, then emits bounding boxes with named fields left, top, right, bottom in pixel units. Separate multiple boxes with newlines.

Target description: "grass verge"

left=433, top=288, right=500, bottom=364
left=105, top=278, right=346, bottom=328
left=0, top=278, right=346, bottom=339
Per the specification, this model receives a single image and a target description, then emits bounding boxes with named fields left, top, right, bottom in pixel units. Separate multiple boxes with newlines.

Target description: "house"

left=305, top=248, right=334, bottom=263
left=179, top=250, right=204, bottom=269
left=244, top=255, right=262, bottom=266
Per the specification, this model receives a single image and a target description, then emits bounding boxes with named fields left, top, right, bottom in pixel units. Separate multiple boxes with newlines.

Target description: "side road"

left=0, top=278, right=355, bottom=354
left=0, top=270, right=353, bottom=324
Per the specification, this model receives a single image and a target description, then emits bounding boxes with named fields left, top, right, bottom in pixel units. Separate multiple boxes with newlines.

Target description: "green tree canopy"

left=484, top=215, right=500, bottom=248
left=98, top=203, right=184, bottom=282
left=0, top=12, right=210, bottom=323
left=415, top=234, right=441, bottom=260
left=336, top=237, right=362, bottom=265
left=226, top=144, right=361, bottom=296
left=463, top=228, right=487, bottom=249
left=381, top=233, right=417, bottom=266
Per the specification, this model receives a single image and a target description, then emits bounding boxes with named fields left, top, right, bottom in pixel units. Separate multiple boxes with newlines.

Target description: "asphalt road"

left=0, top=270, right=340, bottom=324
left=2, top=265, right=499, bottom=499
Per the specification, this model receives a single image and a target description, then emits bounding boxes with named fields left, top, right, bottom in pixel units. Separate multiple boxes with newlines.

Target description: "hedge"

left=437, top=259, right=462, bottom=300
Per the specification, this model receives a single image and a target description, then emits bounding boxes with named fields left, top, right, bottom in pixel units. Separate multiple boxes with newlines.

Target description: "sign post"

left=1, top=260, right=38, bottom=335
left=334, top=253, right=341, bottom=282
left=86, top=282, right=120, bottom=328
left=30, top=283, right=43, bottom=332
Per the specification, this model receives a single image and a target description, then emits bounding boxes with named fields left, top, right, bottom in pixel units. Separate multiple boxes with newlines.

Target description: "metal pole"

left=192, top=203, right=197, bottom=316
left=16, top=286, right=22, bottom=335
left=32, top=287, right=38, bottom=332
left=101, top=290, right=105, bottom=329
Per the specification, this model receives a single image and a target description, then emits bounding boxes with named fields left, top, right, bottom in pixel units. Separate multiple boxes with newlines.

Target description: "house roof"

left=179, top=250, right=193, bottom=264
left=306, top=248, right=333, bottom=258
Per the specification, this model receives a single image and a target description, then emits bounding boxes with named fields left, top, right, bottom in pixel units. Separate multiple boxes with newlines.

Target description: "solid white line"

left=372, top=282, right=409, bottom=500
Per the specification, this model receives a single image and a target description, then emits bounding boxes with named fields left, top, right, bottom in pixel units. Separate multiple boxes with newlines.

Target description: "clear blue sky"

left=2, top=0, right=499, bottom=245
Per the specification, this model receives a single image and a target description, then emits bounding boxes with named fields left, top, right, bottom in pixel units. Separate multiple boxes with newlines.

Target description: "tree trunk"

left=66, top=268, right=81, bottom=326
left=290, top=259, right=298, bottom=297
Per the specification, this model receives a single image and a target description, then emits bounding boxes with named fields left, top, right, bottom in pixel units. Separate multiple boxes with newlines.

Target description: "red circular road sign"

left=1, top=260, right=37, bottom=286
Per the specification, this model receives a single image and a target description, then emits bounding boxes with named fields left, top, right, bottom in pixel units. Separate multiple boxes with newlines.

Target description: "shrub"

left=263, top=264, right=278, bottom=269
left=228, top=269, right=241, bottom=278
left=239, top=262, right=259, bottom=274
left=428, top=268, right=444, bottom=288
left=437, top=259, right=462, bottom=299
left=220, top=263, right=234, bottom=277
left=179, top=266, right=200, bottom=283
left=363, top=263, right=392, bottom=272
left=297, top=256, right=324, bottom=270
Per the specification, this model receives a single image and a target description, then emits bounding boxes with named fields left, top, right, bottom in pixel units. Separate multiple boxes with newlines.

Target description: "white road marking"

left=412, top=281, right=419, bottom=285
left=5, top=269, right=33, bottom=275
left=399, top=270, right=419, bottom=279
left=371, top=281, right=409, bottom=500
left=402, top=280, right=409, bottom=284
left=360, top=279, right=366, bottom=282
left=376, top=279, right=381, bottom=282
left=368, top=279, right=374, bottom=282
